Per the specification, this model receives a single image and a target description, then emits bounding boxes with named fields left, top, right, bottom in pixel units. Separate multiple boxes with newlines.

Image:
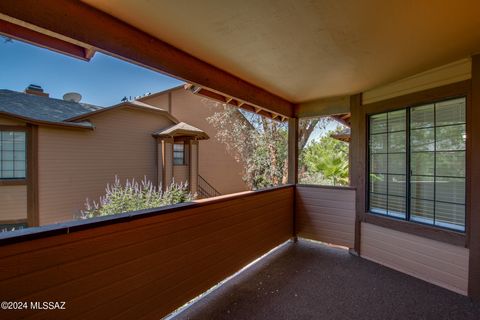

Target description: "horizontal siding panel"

left=363, top=225, right=468, bottom=264
left=296, top=186, right=355, bottom=201
left=296, top=186, right=355, bottom=248
left=0, top=185, right=27, bottom=221
left=0, top=194, right=291, bottom=300
left=361, top=223, right=469, bottom=295
left=0, top=187, right=293, bottom=320
left=0, top=189, right=290, bottom=280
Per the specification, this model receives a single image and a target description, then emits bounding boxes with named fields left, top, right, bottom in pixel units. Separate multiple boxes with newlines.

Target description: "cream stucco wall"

left=37, top=107, right=173, bottom=225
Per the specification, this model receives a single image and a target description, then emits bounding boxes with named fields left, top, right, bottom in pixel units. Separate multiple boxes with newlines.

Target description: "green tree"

left=206, top=100, right=334, bottom=189
left=301, top=128, right=349, bottom=186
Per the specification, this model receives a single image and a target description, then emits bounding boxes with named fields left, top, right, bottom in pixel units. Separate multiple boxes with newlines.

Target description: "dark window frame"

left=367, top=96, right=467, bottom=233
left=0, top=126, right=28, bottom=184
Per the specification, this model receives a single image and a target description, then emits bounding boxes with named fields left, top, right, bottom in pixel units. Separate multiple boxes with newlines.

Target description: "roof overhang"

left=0, top=111, right=95, bottom=130
left=152, top=122, right=209, bottom=140
left=0, top=1, right=293, bottom=118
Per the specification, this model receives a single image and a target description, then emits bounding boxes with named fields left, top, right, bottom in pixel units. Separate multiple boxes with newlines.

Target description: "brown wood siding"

left=37, top=108, right=173, bottom=225
left=0, top=186, right=293, bottom=320
left=295, top=185, right=356, bottom=248
left=0, top=185, right=27, bottom=221
left=361, top=222, right=469, bottom=295
left=173, top=165, right=189, bottom=184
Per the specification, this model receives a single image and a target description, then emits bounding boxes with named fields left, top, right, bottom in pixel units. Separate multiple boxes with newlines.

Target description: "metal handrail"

left=198, top=175, right=221, bottom=198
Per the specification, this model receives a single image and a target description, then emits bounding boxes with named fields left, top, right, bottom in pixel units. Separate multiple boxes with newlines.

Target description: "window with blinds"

left=0, top=131, right=26, bottom=179
left=173, top=143, right=185, bottom=165
left=368, top=97, right=466, bottom=232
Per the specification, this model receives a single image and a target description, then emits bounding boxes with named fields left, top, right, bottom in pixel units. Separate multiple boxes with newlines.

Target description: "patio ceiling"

left=82, top=0, right=480, bottom=103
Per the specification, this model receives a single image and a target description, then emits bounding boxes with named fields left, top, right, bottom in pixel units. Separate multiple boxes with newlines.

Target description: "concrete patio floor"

left=172, top=239, right=480, bottom=320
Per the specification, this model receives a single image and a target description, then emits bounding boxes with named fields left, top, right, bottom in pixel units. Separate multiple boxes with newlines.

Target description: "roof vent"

left=25, top=84, right=49, bottom=97
left=63, top=92, right=82, bottom=103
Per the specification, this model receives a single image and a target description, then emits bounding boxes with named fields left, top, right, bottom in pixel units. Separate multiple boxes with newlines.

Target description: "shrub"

left=81, top=176, right=195, bottom=219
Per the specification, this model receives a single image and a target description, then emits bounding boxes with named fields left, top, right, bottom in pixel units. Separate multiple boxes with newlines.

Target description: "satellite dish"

left=63, top=92, right=82, bottom=103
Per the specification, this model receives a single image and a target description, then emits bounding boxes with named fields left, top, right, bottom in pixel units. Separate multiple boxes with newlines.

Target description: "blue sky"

left=0, top=37, right=183, bottom=106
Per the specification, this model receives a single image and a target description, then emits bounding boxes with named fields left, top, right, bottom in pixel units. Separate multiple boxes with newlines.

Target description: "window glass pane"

left=3, top=161, right=14, bottom=170
left=370, top=134, right=387, bottom=153
left=370, top=153, right=387, bottom=173
left=14, top=161, right=25, bottom=171
left=2, top=150, right=14, bottom=161
left=14, top=170, right=25, bottom=178
left=2, top=170, right=14, bottom=178
left=435, top=202, right=465, bottom=231
left=370, top=193, right=387, bottom=214
left=410, top=175, right=434, bottom=200
left=387, top=196, right=406, bottom=218
left=173, top=144, right=184, bottom=152
left=2, top=138, right=13, bottom=151
left=14, top=132, right=26, bottom=151
left=14, top=151, right=25, bottom=161
left=388, top=110, right=406, bottom=132
left=411, top=199, right=434, bottom=225
left=388, top=174, right=405, bottom=197
left=370, top=173, right=386, bottom=194
left=435, top=98, right=465, bottom=126
left=388, top=132, right=405, bottom=152
left=1, top=131, right=14, bottom=142
left=436, top=124, right=466, bottom=151
left=436, top=151, right=465, bottom=177
left=370, top=114, right=387, bottom=134
left=411, top=152, right=434, bottom=176
left=435, top=177, right=465, bottom=204
left=411, top=128, right=434, bottom=151
left=388, top=153, right=405, bottom=175
left=411, top=104, right=434, bottom=129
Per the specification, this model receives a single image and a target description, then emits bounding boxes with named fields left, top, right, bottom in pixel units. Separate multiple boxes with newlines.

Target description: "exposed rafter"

left=185, top=84, right=286, bottom=122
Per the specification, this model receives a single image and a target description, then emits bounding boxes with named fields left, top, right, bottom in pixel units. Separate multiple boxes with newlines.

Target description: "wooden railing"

left=0, top=185, right=293, bottom=320
left=295, top=184, right=356, bottom=248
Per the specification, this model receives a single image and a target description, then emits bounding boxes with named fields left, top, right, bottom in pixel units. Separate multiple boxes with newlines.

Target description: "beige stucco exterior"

left=142, top=89, right=248, bottom=194
left=37, top=107, right=175, bottom=225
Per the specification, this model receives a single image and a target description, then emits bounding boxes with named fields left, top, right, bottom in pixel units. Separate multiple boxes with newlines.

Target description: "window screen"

left=368, top=97, right=466, bottom=232
left=0, top=131, right=26, bottom=179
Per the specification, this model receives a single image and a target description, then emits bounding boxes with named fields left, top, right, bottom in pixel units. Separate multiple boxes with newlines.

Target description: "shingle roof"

left=152, top=122, right=209, bottom=140
left=0, top=89, right=103, bottom=128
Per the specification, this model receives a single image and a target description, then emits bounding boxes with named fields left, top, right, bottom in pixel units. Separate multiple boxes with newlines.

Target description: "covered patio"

left=1, top=1, right=480, bottom=319
left=173, top=240, right=480, bottom=320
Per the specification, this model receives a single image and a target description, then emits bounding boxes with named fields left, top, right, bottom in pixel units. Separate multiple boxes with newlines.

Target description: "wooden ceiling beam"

left=0, top=0, right=294, bottom=118
left=0, top=19, right=93, bottom=61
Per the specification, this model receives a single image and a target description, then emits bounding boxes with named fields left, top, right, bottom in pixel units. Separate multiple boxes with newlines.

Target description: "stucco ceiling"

left=82, top=0, right=480, bottom=103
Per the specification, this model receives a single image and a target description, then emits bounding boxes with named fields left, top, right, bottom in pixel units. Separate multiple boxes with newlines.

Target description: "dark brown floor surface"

left=171, top=239, right=480, bottom=320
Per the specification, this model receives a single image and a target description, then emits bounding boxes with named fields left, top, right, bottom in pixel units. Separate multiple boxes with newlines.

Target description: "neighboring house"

left=0, top=85, right=209, bottom=229
left=138, top=85, right=248, bottom=195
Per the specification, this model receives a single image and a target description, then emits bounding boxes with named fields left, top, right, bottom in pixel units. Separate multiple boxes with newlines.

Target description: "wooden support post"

left=349, top=94, right=364, bottom=255
left=288, top=117, right=299, bottom=241
left=189, top=140, right=199, bottom=194
left=469, top=54, right=480, bottom=300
